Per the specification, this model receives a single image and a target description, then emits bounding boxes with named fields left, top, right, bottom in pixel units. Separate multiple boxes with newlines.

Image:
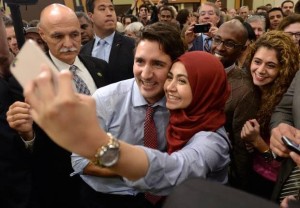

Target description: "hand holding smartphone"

left=10, top=39, right=58, bottom=89
left=282, top=136, right=300, bottom=154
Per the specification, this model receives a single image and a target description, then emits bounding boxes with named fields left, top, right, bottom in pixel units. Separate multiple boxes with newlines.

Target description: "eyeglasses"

left=212, top=37, right=244, bottom=49
left=285, top=32, right=300, bottom=39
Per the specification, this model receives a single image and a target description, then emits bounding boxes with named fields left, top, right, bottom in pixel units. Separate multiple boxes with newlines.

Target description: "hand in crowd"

left=24, top=65, right=103, bottom=159
left=270, top=123, right=300, bottom=158
left=207, top=24, right=218, bottom=38
left=280, top=195, right=298, bottom=208
left=6, top=101, right=34, bottom=140
left=241, top=119, right=260, bottom=144
left=184, top=23, right=197, bottom=44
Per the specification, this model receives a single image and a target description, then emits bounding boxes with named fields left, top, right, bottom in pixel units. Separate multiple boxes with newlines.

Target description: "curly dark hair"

left=247, top=30, right=299, bottom=138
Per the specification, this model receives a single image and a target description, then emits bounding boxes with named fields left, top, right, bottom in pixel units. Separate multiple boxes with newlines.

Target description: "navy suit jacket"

left=80, top=32, right=135, bottom=83
left=189, top=34, right=204, bottom=51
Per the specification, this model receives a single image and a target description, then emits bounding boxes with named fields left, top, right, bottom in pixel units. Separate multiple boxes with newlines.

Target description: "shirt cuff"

left=20, top=132, right=35, bottom=149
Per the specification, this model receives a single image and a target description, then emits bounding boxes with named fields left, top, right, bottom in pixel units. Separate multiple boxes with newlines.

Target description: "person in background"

left=81, top=0, right=135, bottom=83
left=124, top=21, right=144, bottom=41
left=246, top=15, right=266, bottom=39
left=24, top=26, right=48, bottom=52
left=239, top=6, right=250, bottom=20
left=158, top=5, right=174, bottom=23
left=278, top=14, right=300, bottom=48
left=4, top=18, right=19, bottom=56
left=281, top=0, right=294, bottom=17
left=185, top=2, right=220, bottom=52
left=228, top=8, right=237, bottom=19
left=75, top=11, right=94, bottom=45
left=122, top=14, right=138, bottom=27
left=236, top=22, right=256, bottom=69
left=214, top=0, right=222, bottom=9
left=211, top=19, right=259, bottom=193
left=176, top=9, right=191, bottom=31
left=269, top=74, right=300, bottom=207
left=241, top=30, right=299, bottom=199
left=256, top=5, right=269, bottom=14
left=268, top=7, right=284, bottom=30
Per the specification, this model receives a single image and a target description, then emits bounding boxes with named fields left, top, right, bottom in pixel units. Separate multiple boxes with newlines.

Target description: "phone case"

left=282, top=136, right=300, bottom=154
left=10, top=39, right=58, bottom=88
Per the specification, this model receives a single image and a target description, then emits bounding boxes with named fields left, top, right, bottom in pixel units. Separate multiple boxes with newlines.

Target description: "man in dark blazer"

left=81, top=0, right=135, bottom=84
left=185, top=2, right=220, bottom=52
left=6, top=4, right=109, bottom=208
left=270, top=70, right=300, bottom=206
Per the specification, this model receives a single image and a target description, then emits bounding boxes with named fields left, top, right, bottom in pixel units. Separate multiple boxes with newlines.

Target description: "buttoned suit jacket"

left=270, top=70, right=300, bottom=202
left=80, top=32, right=135, bottom=83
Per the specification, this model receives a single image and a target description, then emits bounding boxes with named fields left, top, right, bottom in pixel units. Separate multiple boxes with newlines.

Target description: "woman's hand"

left=241, top=119, right=260, bottom=144
left=24, top=65, right=105, bottom=158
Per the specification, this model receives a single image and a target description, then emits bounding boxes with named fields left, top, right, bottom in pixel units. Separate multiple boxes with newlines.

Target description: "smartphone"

left=193, top=23, right=211, bottom=33
left=10, top=39, right=58, bottom=89
left=282, top=136, right=300, bottom=154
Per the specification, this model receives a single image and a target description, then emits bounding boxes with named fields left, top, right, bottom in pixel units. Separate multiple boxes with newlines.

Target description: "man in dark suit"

left=185, top=2, right=220, bottom=52
left=80, top=0, right=135, bottom=84
left=6, top=4, right=108, bottom=208
left=270, top=70, right=300, bottom=206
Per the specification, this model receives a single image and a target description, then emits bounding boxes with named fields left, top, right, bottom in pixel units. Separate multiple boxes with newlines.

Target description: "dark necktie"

left=279, top=165, right=300, bottom=202
left=204, top=37, right=211, bottom=52
left=144, top=105, right=158, bottom=148
left=69, top=65, right=91, bottom=95
left=144, top=105, right=162, bottom=205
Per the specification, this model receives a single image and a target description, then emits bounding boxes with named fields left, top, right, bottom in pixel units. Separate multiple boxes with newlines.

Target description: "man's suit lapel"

left=78, top=55, right=104, bottom=88
left=109, top=32, right=122, bottom=64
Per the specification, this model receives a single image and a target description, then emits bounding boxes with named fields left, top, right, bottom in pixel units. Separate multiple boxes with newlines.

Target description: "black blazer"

left=0, top=77, right=36, bottom=208
left=80, top=32, right=135, bottom=83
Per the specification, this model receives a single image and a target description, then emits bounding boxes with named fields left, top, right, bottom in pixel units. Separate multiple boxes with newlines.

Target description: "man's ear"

left=88, top=12, right=94, bottom=23
left=38, top=27, right=46, bottom=42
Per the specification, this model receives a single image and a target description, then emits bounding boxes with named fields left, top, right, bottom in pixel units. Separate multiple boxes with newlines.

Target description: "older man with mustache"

left=6, top=4, right=109, bottom=207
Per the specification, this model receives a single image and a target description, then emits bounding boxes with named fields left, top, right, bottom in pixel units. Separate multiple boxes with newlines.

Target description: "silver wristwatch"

left=94, top=133, right=120, bottom=167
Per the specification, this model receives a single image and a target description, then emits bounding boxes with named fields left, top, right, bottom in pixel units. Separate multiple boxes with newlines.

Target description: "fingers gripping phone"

left=282, top=136, right=300, bottom=154
left=193, top=23, right=211, bottom=33
left=10, top=39, right=58, bottom=89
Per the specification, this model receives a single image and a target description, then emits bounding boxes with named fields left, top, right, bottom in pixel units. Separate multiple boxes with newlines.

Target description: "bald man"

left=211, top=20, right=260, bottom=193
left=6, top=4, right=109, bottom=208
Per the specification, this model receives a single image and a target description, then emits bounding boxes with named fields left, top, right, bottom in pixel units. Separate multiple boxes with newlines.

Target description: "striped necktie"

left=69, top=65, right=91, bottom=95
left=279, top=165, right=300, bottom=202
left=204, top=37, right=212, bottom=52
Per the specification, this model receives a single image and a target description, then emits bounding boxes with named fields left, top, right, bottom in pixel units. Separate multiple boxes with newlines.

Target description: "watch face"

left=100, top=148, right=120, bottom=167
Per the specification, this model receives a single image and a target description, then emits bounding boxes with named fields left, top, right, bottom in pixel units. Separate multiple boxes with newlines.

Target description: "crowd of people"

left=1, top=0, right=300, bottom=207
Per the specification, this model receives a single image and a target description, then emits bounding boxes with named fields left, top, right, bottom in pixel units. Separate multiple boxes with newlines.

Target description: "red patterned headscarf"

left=167, top=51, right=230, bottom=154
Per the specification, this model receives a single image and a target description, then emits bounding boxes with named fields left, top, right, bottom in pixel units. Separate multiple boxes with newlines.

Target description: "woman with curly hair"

left=241, top=30, right=299, bottom=199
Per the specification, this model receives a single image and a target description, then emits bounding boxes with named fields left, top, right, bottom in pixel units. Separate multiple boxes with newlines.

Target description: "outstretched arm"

left=25, top=65, right=149, bottom=180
